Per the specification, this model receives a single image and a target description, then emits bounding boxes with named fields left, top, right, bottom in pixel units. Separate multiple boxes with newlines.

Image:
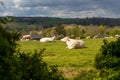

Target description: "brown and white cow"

left=20, top=35, right=31, bottom=41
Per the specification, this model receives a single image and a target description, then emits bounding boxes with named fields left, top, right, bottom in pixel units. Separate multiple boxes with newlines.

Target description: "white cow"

left=60, top=37, right=70, bottom=42
left=61, top=37, right=85, bottom=49
left=20, top=35, right=31, bottom=41
left=40, top=36, right=56, bottom=42
left=86, top=36, right=91, bottom=39
left=115, top=34, right=120, bottom=38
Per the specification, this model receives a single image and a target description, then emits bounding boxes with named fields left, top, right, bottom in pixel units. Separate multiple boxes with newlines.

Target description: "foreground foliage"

left=0, top=17, right=64, bottom=80
left=94, top=38, right=120, bottom=80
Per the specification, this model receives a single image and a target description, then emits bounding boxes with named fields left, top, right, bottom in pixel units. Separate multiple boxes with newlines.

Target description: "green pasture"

left=17, top=38, right=115, bottom=79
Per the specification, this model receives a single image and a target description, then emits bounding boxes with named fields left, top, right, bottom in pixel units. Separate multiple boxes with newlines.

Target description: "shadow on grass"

left=74, top=69, right=97, bottom=80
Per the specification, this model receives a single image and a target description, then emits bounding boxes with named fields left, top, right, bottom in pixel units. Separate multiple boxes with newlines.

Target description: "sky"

left=0, top=0, right=120, bottom=18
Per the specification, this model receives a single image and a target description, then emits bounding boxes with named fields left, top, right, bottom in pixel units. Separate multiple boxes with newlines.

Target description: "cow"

left=61, top=37, right=86, bottom=49
left=20, top=35, right=31, bottom=41
left=40, top=36, right=56, bottom=42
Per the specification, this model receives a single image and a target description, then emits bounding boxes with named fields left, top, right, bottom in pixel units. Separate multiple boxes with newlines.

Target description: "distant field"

left=17, top=38, right=115, bottom=79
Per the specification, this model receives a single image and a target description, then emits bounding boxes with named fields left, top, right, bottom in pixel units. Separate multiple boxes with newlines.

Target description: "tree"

left=94, top=38, right=120, bottom=80
left=98, top=25, right=106, bottom=36
left=71, top=26, right=80, bottom=38
left=0, top=17, right=18, bottom=56
left=0, top=17, right=20, bottom=79
left=0, top=17, right=64, bottom=80
left=55, top=24, right=66, bottom=36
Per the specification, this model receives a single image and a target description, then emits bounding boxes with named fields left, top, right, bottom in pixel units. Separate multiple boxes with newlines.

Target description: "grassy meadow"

left=17, top=38, right=116, bottom=79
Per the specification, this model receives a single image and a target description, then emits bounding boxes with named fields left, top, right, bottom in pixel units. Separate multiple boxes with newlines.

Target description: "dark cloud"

left=0, top=0, right=120, bottom=18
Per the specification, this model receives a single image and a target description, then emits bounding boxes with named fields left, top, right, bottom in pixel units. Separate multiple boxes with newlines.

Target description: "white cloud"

left=43, top=6, right=48, bottom=10
left=13, top=0, right=21, bottom=4
left=0, top=0, right=120, bottom=18
left=79, top=9, right=106, bottom=18
left=2, top=11, right=13, bottom=16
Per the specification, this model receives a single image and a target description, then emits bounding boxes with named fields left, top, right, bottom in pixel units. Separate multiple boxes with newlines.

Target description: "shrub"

left=8, top=49, right=64, bottom=80
left=0, top=17, right=64, bottom=80
left=55, top=24, right=66, bottom=36
left=74, top=70, right=97, bottom=80
left=94, top=38, right=120, bottom=80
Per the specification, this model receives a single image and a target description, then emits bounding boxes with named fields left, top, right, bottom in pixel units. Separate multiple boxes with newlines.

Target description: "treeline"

left=9, top=17, right=120, bottom=27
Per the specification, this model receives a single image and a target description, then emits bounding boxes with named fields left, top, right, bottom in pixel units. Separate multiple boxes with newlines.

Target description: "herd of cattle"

left=20, top=34, right=120, bottom=49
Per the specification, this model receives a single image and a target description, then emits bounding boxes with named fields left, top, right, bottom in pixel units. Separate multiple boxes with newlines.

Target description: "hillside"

left=2, top=16, right=120, bottom=28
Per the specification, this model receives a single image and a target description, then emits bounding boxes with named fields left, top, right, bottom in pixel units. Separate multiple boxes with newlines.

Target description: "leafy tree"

left=0, top=17, right=64, bottom=80
left=94, top=38, right=120, bottom=80
left=0, top=17, right=20, bottom=80
left=65, top=28, right=73, bottom=37
left=71, top=26, right=80, bottom=38
left=0, top=17, right=18, bottom=56
left=98, top=25, right=106, bottom=35
left=55, top=24, right=66, bottom=36
left=110, top=27, right=120, bottom=36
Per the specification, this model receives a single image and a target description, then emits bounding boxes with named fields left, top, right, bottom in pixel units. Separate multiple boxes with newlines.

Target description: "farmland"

left=17, top=38, right=116, bottom=79
left=1, top=15, right=120, bottom=79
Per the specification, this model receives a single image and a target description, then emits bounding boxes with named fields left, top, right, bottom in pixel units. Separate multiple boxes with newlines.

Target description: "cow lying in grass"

left=61, top=37, right=85, bottom=49
left=40, top=36, right=56, bottom=42
left=20, top=35, right=31, bottom=41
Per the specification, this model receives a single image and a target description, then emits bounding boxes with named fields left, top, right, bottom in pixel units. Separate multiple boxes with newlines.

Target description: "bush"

left=0, top=17, right=19, bottom=56
left=94, top=38, right=120, bottom=80
left=55, top=24, right=66, bottom=36
left=0, top=17, right=64, bottom=80
left=8, top=49, right=64, bottom=80
left=74, top=70, right=97, bottom=80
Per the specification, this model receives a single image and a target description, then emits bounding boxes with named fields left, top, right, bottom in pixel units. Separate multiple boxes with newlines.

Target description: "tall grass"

left=17, top=38, right=115, bottom=79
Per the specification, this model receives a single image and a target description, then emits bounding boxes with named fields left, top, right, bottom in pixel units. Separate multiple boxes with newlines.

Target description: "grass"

left=17, top=38, right=115, bottom=80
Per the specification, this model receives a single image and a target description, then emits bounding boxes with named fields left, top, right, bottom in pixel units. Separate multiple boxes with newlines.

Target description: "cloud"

left=0, top=0, right=120, bottom=18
